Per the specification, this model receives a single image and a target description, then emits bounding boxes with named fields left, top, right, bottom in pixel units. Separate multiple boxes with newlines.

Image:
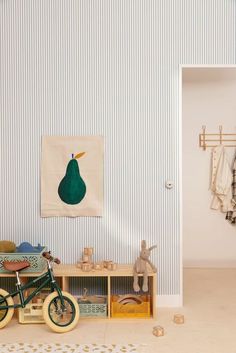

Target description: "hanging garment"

left=226, top=156, right=236, bottom=224
left=210, top=145, right=233, bottom=212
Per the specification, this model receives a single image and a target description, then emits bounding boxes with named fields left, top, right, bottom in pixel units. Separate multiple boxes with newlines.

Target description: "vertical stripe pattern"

left=0, top=0, right=235, bottom=296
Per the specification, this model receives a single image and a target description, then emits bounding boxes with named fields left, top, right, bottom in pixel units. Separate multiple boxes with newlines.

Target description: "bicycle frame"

left=0, top=261, right=64, bottom=310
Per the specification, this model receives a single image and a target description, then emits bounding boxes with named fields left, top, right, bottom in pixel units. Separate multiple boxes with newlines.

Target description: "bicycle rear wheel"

left=0, top=288, right=14, bottom=329
left=42, top=291, right=79, bottom=333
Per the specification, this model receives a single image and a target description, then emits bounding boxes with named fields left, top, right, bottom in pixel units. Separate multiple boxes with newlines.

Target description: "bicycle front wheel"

left=0, top=288, right=14, bottom=329
left=42, top=291, right=79, bottom=333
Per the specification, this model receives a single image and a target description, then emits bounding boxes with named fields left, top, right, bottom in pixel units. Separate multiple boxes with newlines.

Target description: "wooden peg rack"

left=199, top=126, right=236, bottom=150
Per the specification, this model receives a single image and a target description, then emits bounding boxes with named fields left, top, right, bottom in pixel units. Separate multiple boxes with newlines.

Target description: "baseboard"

left=184, top=260, right=236, bottom=268
left=157, top=294, right=182, bottom=307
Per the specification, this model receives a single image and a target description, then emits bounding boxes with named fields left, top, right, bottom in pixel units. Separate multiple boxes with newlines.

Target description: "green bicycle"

left=0, top=251, right=79, bottom=333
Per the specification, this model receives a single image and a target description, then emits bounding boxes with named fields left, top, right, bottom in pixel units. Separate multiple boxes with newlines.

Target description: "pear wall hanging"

left=41, top=136, right=103, bottom=217
left=58, top=152, right=87, bottom=205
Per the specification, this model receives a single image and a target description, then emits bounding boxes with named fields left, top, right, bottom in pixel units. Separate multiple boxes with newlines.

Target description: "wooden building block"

left=82, top=263, right=92, bottom=272
left=82, top=254, right=90, bottom=262
left=84, top=247, right=93, bottom=256
left=153, top=325, right=164, bottom=337
left=173, top=314, right=184, bottom=324
left=103, top=260, right=113, bottom=268
left=107, top=262, right=117, bottom=271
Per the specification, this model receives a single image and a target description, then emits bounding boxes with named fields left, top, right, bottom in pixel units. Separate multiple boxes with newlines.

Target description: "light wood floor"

left=1, top=268, right=236, bottom=353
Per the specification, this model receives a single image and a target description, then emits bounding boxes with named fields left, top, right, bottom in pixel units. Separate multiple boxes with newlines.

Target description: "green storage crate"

left=0, top=247, right=47, bottom=273
left=78, top=303, right=107, bottom=317
left=77, top=296, right=107, bottom=317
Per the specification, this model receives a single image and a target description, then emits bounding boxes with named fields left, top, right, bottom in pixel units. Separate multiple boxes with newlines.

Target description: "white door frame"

left=179, top=64, right=236, bottom=306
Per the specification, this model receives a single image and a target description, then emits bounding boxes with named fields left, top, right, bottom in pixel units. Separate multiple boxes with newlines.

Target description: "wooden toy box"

left=111, top=294, right=151, bottom=318
left=18, top=302, right=44, bottom=324
left=18, top=288, right=50, bottom=324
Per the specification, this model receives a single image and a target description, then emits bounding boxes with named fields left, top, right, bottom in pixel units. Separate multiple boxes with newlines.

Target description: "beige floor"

left=1, top=268, right=236, bottom=353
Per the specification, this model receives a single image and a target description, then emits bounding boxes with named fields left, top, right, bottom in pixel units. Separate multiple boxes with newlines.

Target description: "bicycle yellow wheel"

left=43, top=291, right=79, bottom=333
left=0, top=288, right=14, bottom=329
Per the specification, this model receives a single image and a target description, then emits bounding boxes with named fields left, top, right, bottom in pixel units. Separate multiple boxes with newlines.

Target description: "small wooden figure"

left=153, top=325, right=164, bottom=337
left=173, top=314, right=184, bottom=324
left=84, top=247, right=93, bottom=256
left=133, top=240, right=157, bottom=292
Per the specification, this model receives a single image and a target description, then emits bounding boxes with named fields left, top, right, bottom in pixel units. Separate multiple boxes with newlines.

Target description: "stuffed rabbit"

left=133, top=240, right=157, bottom=292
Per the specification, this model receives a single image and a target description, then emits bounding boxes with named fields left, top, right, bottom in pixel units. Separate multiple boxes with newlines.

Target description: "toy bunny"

left=133, top=240, right=157, bottom=292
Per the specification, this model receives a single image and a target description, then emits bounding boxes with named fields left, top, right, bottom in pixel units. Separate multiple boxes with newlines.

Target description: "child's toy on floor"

left=173, top=313, right=184, bottom=324
left=153, top=325, right=164, bottom=337
left=133, top=240, right=157, bottom=292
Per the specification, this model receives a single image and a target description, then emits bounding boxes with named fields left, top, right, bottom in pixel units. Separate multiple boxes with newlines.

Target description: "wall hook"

left=219, top=125, right=223, bottom=145
left=202, top=125, right=206, bottom=150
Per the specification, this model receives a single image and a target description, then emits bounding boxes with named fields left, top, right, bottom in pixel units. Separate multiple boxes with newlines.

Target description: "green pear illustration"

left=58, top=152, right=86, bottom=205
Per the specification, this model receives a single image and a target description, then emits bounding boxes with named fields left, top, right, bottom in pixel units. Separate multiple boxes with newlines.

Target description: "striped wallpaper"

left=0, top=0, right=235, bottom=302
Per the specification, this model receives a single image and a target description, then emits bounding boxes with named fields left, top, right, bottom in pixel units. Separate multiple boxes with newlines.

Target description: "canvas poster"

left=41, top=136, right=103, bottom=217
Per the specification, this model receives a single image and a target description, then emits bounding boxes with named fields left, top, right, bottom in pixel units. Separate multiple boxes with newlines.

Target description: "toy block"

left=153, top=325, right=164, bottom=337
left=173, top=314, right=184, bottom=324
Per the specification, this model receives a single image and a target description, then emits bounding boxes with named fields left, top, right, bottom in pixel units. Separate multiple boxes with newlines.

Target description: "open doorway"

left=181, top=65, right=236, bottom=303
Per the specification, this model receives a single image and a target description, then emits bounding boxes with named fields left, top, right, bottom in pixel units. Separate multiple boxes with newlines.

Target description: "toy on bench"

left=133, top=240, right=157, bottom=292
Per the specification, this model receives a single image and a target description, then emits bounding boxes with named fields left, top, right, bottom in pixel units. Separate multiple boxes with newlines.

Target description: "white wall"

left=183, top=68, right=236, bottom=268
left=0, top=0, right=236, bottom=304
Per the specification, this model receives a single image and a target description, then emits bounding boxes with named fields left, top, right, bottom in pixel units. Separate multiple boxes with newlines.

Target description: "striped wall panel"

left=0, top=0, right=235, bottom=297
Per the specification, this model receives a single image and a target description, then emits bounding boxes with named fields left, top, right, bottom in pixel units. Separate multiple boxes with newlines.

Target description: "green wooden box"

left=77, top=296, right=107, bottom=317
left=78, top=303, right=107, bottom=317
left=0, top=247, right=47, bottom=273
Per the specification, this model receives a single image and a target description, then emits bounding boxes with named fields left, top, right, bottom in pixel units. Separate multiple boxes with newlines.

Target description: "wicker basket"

left=111, top=294, right=150, bottom=318
left=0, top=247, right=47, bottom=273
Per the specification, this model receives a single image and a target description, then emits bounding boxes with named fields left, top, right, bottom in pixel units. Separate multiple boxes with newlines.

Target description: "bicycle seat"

left=3, top=261, right=30, bottom=272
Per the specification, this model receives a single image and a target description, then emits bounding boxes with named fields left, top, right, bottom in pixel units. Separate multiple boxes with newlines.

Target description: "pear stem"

left=72, top=153, right=74, bottom=159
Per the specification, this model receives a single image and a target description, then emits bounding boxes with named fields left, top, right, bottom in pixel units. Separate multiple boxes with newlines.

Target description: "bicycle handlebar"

left=42, top=251, right=61, bottom=265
